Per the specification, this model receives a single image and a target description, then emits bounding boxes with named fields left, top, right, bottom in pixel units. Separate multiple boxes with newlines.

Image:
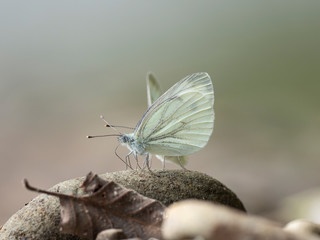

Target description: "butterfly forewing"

left=136, top=72, right=214, bottom=156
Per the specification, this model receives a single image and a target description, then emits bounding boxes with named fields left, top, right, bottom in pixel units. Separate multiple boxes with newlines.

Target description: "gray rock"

left=0, top=169, right=245, bottom=240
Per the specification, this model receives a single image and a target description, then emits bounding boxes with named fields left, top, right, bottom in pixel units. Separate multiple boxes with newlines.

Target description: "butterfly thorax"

left=118, top=133, right=146, bottom=155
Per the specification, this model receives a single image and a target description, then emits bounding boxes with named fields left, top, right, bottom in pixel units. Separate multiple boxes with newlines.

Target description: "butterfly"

left=118, top=72, right=214, bottom=170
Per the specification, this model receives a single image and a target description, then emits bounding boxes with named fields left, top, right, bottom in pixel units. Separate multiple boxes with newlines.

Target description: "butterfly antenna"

left=99, top=115, right=122, bottom=134
left=86, top=134, right=120, bottom=139
left=100, top=115, right=134, bottom=130
left=105, top=125, right=134, bottom=130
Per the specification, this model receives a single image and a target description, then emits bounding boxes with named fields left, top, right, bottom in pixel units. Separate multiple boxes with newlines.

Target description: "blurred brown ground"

left=0, top=1, right=319, bottom=224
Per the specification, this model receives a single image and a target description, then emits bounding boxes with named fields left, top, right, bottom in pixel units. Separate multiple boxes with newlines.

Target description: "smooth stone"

left=162, top=200, right=320, bottom=240
left=0, top=169, right=245, bottom=240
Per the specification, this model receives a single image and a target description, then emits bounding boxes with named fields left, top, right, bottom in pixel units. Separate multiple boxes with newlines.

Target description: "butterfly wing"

left=146, top=72, right=162, bottom=107
left=136, top=72, right=214, bottom=156
left=146, top=72, right=188, bottom=165
left=159, top=155, right=188, bottom=166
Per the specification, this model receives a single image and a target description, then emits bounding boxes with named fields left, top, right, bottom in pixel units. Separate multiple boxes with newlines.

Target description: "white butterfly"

left=146, top=72, right=188, bottom=168
left=118, top=72, right=214, bottom=169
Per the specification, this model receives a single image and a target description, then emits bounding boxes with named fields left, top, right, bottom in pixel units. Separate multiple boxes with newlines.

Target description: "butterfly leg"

left=177, top=156, right=188, bottom=170
left=115, top=144, right=133, bottom=170
left=144, top=154, right=159, bottom=176
left=162, top=156, right=166, bottom=169
left=141, top=153, right=147, bottom=170
left=125, top=151, right=134, bottom=170
left=142, top=153, right=154, bottom=170
left=134, top=152, right=142, bottom=170
left=149, top=154, right=153, bottom=169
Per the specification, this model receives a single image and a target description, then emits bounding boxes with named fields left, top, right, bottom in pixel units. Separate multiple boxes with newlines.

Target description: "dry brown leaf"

left=25, top=172, right=165, bottom=240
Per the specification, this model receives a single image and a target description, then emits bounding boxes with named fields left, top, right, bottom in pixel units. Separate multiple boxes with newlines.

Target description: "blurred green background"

left=0, top=1, right=319, bottom=224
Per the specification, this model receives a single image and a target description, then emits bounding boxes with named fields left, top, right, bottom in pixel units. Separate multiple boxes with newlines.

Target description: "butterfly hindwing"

left=146, top=72, right=162, bottom=107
